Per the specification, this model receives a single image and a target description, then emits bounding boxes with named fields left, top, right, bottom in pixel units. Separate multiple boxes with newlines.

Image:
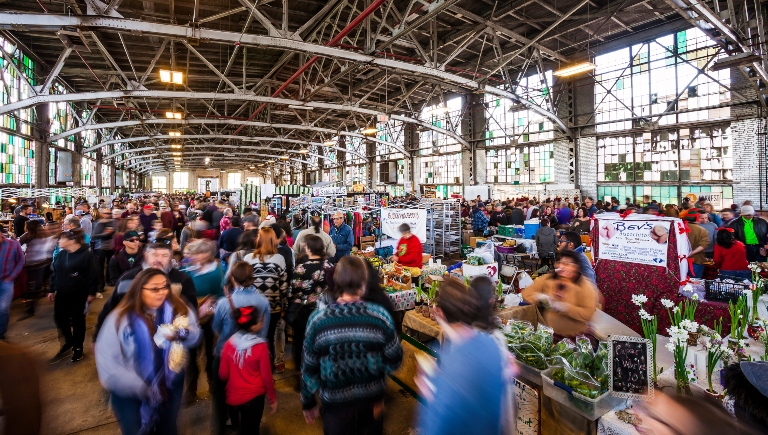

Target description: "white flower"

left=667, top=326, right=689, bottom=344
left=691, top=293, right=699, bottom=301
left=665, top=341, right=676, bottom=353
left=683, top=283, right=693, bottom=293
left=673, top=306, right=680, bottom=313
left=738, top=339, right=746, bottom=348
left=680, top=319, right=699, bottom=333
left=661, top=298, right=674, bottom=308
left=638, top=308, right=654, bottom=321
left=632, top=294, right=649, bottom=306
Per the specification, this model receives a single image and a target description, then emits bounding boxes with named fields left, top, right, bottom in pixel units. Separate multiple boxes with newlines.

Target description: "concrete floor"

left=5, top=287, right=418, bottom=435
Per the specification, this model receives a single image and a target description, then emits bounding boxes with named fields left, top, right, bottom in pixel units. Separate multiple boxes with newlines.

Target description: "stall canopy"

left=275, top=185, right=312, bottom=195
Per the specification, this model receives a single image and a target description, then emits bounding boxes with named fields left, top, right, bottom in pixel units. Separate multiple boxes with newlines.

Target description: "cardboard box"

left=469, top=237, right=486, bottom=248
left=462, top=230, right=473, bottom=245
left=462, top=262, right=499, bottom=281
left=360, top=236, right=376, bottom=244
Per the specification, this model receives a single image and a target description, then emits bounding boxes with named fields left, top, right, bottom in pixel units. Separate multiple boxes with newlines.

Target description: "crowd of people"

left=0, top=192, right=766, bottom=434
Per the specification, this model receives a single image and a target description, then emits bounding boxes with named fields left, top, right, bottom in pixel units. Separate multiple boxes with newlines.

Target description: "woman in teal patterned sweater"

left=300, top=256, right=402, bottom=434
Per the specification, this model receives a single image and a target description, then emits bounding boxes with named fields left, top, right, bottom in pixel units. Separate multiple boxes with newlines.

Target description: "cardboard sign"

left=596, top=219, right=671, bottom=267
left=512, top=378, right=539, bottom=435
left=609, top=336, right=654, bottom=400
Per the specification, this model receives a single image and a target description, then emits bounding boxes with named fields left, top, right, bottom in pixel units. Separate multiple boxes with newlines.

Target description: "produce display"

left=465, top=255, right=485, bottom=266
left=367, top=256, right=385, bottom=268
left=501, top=239, right=516, bottom=247
left=379, top=262, right=413, bottom=290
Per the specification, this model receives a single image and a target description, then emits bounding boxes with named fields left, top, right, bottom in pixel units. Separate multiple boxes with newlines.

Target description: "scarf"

left=130, top=301, right=180, bottom=434
left=230, top=330, right=265, bottom=369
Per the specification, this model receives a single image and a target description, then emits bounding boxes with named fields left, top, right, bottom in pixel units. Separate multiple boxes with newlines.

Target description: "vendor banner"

left=312, top=186, right=347, bottom=197
left=596, top=219, right=671, bottom=267
left=381, top=208, right=427, bottom=242
left=682, top=191, right=722, bottom=209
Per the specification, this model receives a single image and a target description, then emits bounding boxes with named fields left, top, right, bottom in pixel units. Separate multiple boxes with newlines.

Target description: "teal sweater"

left=186, top=264, right=224, bottom=299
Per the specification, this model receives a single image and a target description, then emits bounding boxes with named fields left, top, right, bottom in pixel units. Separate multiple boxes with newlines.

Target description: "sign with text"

left=381, top=208, right=427, bottom=242
left=683, top=191, right=722, bottom=209
left=312, top=186, right=347, bottom=197
left=609, top=336, right=654, bottom=400
left=597, top=219, right=671, bottom=267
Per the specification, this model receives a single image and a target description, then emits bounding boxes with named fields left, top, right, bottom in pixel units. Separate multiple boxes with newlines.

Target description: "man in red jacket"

left=391, top=223, right=423, bottom=268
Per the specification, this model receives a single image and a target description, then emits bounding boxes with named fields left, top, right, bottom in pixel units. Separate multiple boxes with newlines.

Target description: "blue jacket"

left=329, top=223, right=354, bottom=261
left=472, top=209, right=490, bottom=232
left=574, top=246, right=596, bottom=284
left=212, top=286, right=271, bottom=357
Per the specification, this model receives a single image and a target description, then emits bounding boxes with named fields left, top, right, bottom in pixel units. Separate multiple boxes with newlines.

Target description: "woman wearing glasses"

left=521, top=250, right=599, bottom=346
left=48, top=228, right=99, bottom=363
left=96, top=268, right=201, bottom=435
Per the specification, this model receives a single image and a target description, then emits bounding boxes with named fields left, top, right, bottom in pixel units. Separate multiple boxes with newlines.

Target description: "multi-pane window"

left=420, top=153, right=462, bottom=185
left=81, top=157, right=97, bottom=186
left=485, top=71, right=554, bottom=145
left=151, top=175, right=167, bottom=192
left=596, top=125, right=731, bottom=182
left=418, top=96, right=463, bottom=186
left=597, top=185, right=734, bottom=207
left=594, top=28, right=730, bottom=133
left=49, top=148, right=57, bottom=185
left=227, top=172, right=242, bottom=189
left=0, top=36, right=36, bottom=185
left=173, top=172, right=189, bottom=191
left=101, top=164, right=111, bottom=188
left=0, top=133, right=34, bottom=184
left=486, top=144, right=554, bottom=184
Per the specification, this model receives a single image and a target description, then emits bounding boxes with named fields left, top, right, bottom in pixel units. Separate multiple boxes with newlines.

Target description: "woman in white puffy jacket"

left=95, top=268, right=201, bottom=435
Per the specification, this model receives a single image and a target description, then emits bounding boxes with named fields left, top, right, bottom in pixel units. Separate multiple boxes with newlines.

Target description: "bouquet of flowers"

left=728, top=294, right=749, bottom=342
left=666, top=322, right=698, bottom=393
left=748, top=263, right=764, bottom=324
left=632, top=294, right=658, bottom=384
left=698, top=320, right=733, bottom=393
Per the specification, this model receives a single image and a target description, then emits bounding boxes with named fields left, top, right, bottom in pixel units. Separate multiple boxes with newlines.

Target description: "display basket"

left=705, top=277, right=750, bottom=303
left=541, top=367, right=622, bottom=421
left=496, top=245, right=518, bottom=255
left=516, top=362, right=544, bottom=386
left=375, top=246, right=394, bottom=258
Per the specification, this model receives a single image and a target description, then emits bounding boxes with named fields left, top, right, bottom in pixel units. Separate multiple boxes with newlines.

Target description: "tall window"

left=418, top=96, right=463, bottom=186
left=173, top=171, right=189, bottom=191
left=0, top=36, right=36, bottom=185
left=151, top=175, right=167, bottom=192
left=81, top=157, right=96, bottom=187
left=485, top=71, right=554, bottom=145
left=101, top=164, right=111, bottom=188
left=594, top=28, right=730, bottom=133
left=486, top=144, right=554, bottom=184
left=227, top=172, right=242, bottom=189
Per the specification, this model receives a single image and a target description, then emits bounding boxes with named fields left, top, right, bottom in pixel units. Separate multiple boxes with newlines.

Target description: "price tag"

left=609, top=335, right=654, bottom=400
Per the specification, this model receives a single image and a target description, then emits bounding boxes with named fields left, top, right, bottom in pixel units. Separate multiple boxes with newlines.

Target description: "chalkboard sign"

left=609, top=336, right=654, bottom=400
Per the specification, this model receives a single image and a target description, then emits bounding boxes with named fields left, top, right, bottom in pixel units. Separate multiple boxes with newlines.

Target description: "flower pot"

left=747, top=323, right=765, bottom=341
left=687, top=331, right=700, bottom=347
left=420, top=305, right=430, bottom=318
left=704, top=389, right=724, bottom=401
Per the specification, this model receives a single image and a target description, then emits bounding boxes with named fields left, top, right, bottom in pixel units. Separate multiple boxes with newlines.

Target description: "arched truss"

left=125, top=151, right=321, bottom=172
left=107, top=144, right=341, bottom=164
left=5, top=90, right=467, bottom=149
left=0, top=12, right=573, bottom=139
left=57, top=119, right=408, bottom=156
left=98, top=136, right=367, bottom=161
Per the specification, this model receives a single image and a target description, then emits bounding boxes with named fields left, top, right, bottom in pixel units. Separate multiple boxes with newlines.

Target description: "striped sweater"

left=300, top=301, right=402, bottom=410
left=242, top=253, right=288, bottom=313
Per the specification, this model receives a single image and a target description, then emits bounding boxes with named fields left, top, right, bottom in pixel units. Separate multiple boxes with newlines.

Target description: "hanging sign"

left=596, top=219, right=671, bottom=267
left=682, top=192, right=722, bottom=209
left=312, top=186, right=347, bottom=197
left=381, top=208, right=427, bottom=242
left=423, top=185, right=437, bottom=198
left=609, top=336, right=654, bottom=400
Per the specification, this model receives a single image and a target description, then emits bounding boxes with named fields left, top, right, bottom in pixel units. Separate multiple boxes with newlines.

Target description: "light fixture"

left=159, top=69, right=183, bottom=84
left=168, top=131, right=182, bottom=137
left=361, top=126, right=378, bottom=135
left=165, top=111, right=183, bottom=119
left=323, top=140, right=335, bottom=146
left=553, top=61, right=596, bottom=77
left=280, top=155, right=289, bottom=160
left=205, top=157, right=211, bottom=164
left=297, top=148, right=310, bottom=154
left=170, top=144, right=183, bottom=149
left=171, top=152, right=182, bottom=156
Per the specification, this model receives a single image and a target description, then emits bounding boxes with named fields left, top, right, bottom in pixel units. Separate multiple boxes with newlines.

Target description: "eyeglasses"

left=333, top=217, right=343, bottom=220
left=557, top=239, right=569, bottom=243
left=142, top=285, right=169, bottom=293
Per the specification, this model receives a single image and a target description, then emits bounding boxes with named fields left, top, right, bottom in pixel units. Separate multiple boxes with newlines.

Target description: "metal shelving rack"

left=432, top=199, right=461, bottom=258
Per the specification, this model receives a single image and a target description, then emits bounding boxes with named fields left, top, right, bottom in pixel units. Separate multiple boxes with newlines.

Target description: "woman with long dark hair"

left=714, top=228, right=750, bottom=280
left=225, top=230, right=258, bottom=275
left=95, top=268, right=201, bottom=435
left=569, top=207, right=591, bottom=233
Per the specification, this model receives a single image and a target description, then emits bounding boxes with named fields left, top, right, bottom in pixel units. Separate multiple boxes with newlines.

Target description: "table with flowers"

left=387, top=289, right=417, bottom=311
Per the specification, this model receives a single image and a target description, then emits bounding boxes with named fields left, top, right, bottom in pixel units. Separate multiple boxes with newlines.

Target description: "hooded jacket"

left=535, top=226, right=558, bottom=257
left=50, top=244, right=98, bottom=296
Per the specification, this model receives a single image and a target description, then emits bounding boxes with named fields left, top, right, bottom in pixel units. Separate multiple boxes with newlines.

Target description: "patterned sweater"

left=242, top=253, right=288, bottom=313
left=300, top=301, right=402, bottom=410
left=290, top=259, right=332, bottom=306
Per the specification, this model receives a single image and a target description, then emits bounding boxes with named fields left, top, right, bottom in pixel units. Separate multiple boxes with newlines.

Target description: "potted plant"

left=698, top=320, right=733, bottom=395
left=632, top=294, right=659, bottom=385
left=747, top=264, right=765, bottom=340
left=496, top=281, right=505, bottom=310
left=728, top=295, right=749, bottom=346
left=661, top=296, right=700, bottom=345
left=667, top=324, right=696, bottom=394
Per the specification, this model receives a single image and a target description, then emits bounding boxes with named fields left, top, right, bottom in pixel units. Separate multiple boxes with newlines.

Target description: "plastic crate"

left=705, top=277, right=749, bottom=303
left=375, top=246, right=394, bottom=258
left=461, top=244, right=473, bottom=258
left=541, top=367, right=622, bottom=420
left=516, top=362, right=544, bottom=386
left=498, top=225, right=516, bottom=237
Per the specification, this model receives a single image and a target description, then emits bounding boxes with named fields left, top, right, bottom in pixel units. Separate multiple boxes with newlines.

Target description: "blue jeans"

left=691, top=263, right=705, bottom=278
left=111, top=379, right=184, bottom=435
left=0, top=280, right=14, bottom=338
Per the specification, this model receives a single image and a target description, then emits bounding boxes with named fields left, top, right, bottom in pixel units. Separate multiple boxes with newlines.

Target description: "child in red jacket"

left=219, top=305, right=277, bottom=434
left=391, top=223, right=424, bottom=268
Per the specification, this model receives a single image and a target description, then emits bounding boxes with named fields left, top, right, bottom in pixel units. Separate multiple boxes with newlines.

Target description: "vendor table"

left=492, top=235, right=538, bottom=257
left=403, top=305, right=539, bottom=342
left=387, top=289, right=417, bottom=311
left=596, top=334, right=765, bottom=435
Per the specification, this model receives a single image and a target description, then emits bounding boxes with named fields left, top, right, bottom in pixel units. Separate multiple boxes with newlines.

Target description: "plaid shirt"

left=0, top=236, right=24, bottom=282
left=472, top=209, right=490, bottom=232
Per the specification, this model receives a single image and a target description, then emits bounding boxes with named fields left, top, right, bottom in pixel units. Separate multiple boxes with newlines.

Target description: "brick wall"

left=553, top=138, right=572, bottom=184
left=577, top=136, right=597, bottom=199
left=732, top=117, right=767, bottom=206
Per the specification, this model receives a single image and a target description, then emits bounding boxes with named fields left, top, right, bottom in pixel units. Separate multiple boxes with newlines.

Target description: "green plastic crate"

left=498, top=225, right=515, bottom=237
left=461, top=244, right=473, bottom=258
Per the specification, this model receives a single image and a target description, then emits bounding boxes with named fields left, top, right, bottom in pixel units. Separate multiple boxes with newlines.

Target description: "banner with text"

left=381, top=208, right=427, bottom=242
left=596, top=219, right=671, bottom=267
left=682, top=192, right=722, bottom=209
left=312, top=186, right=347, bottom=197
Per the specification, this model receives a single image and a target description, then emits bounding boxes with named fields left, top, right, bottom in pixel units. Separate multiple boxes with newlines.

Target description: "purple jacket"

left=556, top=207, right=573, bottom=224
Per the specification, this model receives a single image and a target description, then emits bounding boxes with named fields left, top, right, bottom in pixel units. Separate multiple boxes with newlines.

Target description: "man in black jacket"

left=93, top=240, right=198, bottom=340
left=489, top=203, right=509, bottom=227
left=48, top=229, right=98, bottom=363
left=728, top=205, right=768, bottom=262
left=107, top=230, right=144, bottom=285
left=510, top=202, right=526, bottom=225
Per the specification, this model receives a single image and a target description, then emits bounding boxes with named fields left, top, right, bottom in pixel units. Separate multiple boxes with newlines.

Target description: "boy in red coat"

left=392, top=223, right=423, bottom=268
